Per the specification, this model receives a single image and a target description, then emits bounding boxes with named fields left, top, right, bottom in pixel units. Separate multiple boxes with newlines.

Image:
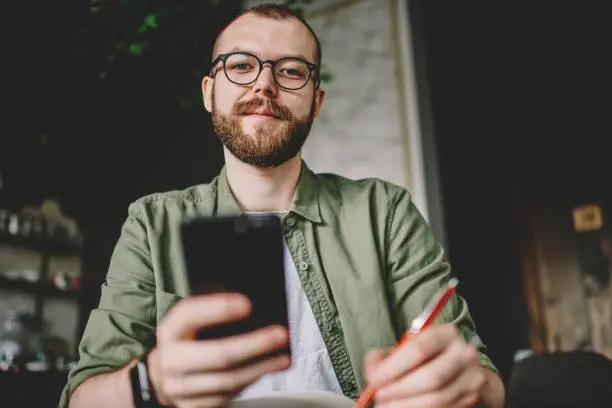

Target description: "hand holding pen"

left=357, top=278, right=487, bottom=408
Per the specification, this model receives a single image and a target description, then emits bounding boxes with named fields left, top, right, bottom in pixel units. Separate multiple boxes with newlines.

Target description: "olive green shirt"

left=58, top=162, right=498, bottom=407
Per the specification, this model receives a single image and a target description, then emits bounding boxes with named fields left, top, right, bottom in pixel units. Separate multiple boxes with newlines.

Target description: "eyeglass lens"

left=224, top=53, right=310, bottom=90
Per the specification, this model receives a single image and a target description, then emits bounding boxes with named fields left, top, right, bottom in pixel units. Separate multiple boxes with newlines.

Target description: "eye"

left=276, top=59, right=309, bottom=79
left=279, top=68, right=306, bottom=78
left=229, top=62, right=254, bottom=71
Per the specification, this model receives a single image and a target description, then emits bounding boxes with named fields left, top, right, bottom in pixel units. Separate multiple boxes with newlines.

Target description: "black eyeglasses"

left=210, top=52, right=318, bottom=90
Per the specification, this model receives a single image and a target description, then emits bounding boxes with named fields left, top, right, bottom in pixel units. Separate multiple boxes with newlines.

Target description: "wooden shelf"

left=0, top=276, right=78, bottom=298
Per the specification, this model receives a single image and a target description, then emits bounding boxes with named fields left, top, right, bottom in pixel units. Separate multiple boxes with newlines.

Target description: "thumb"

left=364, top=348, right=393, bottom=380
left=157, top=293, right=251, bottom=342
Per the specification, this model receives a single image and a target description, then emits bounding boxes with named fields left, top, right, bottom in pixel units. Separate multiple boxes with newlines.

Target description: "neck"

left=223, top=149, right=303, bottom=212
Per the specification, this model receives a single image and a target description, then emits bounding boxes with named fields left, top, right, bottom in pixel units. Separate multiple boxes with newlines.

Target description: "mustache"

left=232, top=97, right=293, bottom=120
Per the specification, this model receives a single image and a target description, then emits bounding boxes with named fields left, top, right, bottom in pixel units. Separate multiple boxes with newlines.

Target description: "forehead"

left=216, top=14, right=317, bottom=62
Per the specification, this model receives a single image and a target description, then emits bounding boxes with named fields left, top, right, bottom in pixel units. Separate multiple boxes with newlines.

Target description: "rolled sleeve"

left=385, top=190, right=500, bottom=377
left=58, top=205, right=157, bottom=407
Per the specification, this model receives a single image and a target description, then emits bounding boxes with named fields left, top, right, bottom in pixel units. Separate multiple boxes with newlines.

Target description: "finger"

left=158, top=293, right=251, bottom=342
left=368, top=324, right=459, bottom=388
left=364, top=348, right=392, bottom=378
left=162, top=353, right=291, bottom=398
left=377, top=366, right=486, bottom=408
left=376, top=341, right=478, bottom=401
left=161, top=325, right=289, bottom=373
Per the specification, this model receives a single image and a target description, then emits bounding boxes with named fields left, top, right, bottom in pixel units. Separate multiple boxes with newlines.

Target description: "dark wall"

left=411, top=1, right=608, bottom=381
left=3, top=2, right=245, bottom=221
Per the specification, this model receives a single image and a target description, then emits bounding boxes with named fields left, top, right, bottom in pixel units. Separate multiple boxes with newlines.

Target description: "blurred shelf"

left=0, top=237, right=81, bottom=257
left=0, top=276, right=78, bottom=298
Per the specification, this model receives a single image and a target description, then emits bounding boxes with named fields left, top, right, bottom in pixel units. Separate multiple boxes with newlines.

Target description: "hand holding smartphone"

left=179, top=214, right=291, bottom=356
left=146, top=214, right=292, bottom=407
left=150, top=293, right=291, bottom=407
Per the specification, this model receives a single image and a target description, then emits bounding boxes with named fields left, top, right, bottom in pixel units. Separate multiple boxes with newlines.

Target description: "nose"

left=253, top=64, right=278, bottom=98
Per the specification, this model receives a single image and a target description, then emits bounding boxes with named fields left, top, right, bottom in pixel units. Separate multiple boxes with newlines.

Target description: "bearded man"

left=61, top=4, right=504, bottom=408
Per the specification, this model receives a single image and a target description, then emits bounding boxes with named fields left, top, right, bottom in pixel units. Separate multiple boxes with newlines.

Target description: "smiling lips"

left=246, top=110, right=281, bottom=119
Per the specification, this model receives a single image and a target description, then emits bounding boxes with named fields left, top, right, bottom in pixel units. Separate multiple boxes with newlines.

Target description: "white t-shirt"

left=238, top=213, right=343, bottom=398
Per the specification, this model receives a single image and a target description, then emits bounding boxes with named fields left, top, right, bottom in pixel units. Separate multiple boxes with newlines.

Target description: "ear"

left=312, top=87, right=326, bottom=119
left=202, top=76, right=214, bottom=113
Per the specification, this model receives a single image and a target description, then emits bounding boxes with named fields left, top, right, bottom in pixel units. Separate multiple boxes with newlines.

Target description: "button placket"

left=283, top=215, right=296, bottom=236
left=288, top=223, right=359, bottom=398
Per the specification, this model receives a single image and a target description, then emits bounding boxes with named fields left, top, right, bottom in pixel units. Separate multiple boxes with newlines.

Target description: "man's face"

left=202, top=14, right=325, bottom=167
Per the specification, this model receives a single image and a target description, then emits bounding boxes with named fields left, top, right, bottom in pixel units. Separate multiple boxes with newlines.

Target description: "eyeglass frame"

left=209, top=51, right=320, bottom=90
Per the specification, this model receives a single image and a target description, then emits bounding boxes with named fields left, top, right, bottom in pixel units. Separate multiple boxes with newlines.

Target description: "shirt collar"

left=215, top=160, right=322, bottom=224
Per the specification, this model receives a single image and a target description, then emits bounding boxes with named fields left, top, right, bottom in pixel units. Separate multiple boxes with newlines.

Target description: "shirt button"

left=286, top=217, right=295, bottom=227
left=298, top=262, right=309, bottom=271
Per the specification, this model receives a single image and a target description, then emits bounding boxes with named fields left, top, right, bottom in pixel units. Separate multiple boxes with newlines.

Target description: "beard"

left=211, top=92, right=315, bottom=168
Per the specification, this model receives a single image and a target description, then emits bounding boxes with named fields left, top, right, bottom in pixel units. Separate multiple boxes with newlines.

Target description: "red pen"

left=354, top=277, right=459, bottom=408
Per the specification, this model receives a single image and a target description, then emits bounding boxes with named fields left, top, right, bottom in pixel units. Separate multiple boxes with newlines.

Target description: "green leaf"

left=128, top=42, right=148, bottom=55
left=89, top=0, right=103, bottom=13
left=140, top=13, right=158, bottom=32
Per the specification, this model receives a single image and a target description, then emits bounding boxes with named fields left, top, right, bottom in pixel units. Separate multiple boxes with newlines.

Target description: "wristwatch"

left=130, top=350, right=161, bottom=407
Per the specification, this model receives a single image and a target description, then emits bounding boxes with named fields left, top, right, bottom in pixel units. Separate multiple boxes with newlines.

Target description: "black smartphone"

left=180, top=214, right=290, bottom=356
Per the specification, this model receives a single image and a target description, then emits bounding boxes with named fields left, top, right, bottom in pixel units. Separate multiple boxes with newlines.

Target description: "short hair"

left=213, top=3, right=322, bottom=79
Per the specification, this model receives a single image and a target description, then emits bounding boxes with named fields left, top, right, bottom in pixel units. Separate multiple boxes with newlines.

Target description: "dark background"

left=414, top=0, right=609, bottom=380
